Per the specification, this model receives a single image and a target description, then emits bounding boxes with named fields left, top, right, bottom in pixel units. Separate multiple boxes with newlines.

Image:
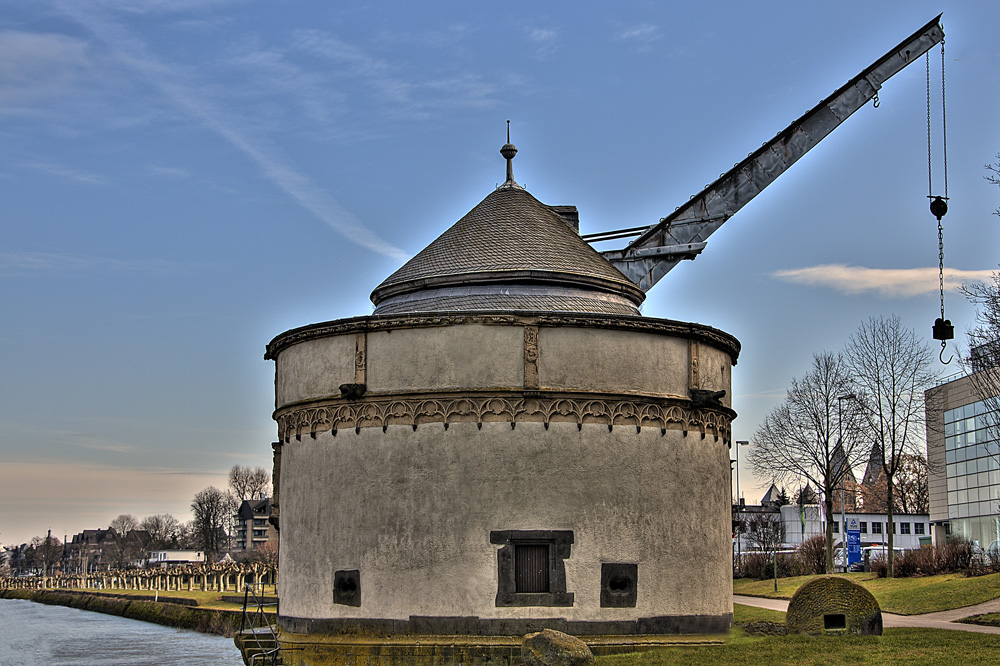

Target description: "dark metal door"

left=515, top=544, right=549, bottom=593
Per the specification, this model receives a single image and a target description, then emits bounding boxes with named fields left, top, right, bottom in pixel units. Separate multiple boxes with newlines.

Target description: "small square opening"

left=824, top=613, right=846, bottom=630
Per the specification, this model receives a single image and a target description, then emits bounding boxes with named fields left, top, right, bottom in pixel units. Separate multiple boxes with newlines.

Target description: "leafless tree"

left=29, top=532, right=63, bottom=576
left=845, top=315, right=937, bottom=577
left=140, top=514, right=181, bottom=550
left=229, top=465, right=271, bottom=502
left=986, top=154, right=1000, bottom=218
left=741, top=513, right=786, bottom=559
left=192, top=486, right=238, bottom=560
left=961, top=271, right=1000, bottom=446
left=109, top=513, right=139, bottom=536
left=748, top=352, right=865, bottom=572
left=859, top=453, right=929, bottom=514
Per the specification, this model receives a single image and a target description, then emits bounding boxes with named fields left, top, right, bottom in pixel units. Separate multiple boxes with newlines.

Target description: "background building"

left=926, top=369, right=1000, bottom=549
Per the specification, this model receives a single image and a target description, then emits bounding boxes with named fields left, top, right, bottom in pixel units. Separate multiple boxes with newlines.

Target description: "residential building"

left=148, top=550, right=204, bottom=567
left=234, top=497, right=277, bottom=552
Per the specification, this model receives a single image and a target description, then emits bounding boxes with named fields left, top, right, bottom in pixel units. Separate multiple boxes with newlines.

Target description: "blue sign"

left=847, top=518, right=862, bottom=565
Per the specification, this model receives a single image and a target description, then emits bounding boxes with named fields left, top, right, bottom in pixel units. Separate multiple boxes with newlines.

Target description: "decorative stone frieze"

left=275, top=392, right=733, bottom=442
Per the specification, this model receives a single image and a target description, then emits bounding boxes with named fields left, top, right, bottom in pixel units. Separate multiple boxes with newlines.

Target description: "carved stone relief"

left=275, top=392, right=732, bottom=443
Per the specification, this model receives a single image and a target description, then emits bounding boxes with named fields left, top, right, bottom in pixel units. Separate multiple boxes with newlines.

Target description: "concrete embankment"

left=0, top=589, right=245, bottom=636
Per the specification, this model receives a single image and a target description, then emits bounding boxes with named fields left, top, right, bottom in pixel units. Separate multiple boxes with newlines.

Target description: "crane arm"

left=598, top=14, right=944, bottom=292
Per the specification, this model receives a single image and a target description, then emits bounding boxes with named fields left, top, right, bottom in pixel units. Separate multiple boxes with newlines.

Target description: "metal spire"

left=499, top=120, right=520, bottom=188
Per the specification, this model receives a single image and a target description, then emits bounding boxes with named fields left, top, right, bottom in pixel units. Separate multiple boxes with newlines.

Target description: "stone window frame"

left=491, top=530, right=574, bottom=607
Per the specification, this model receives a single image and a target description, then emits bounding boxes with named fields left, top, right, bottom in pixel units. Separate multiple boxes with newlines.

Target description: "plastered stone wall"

left=277, top=421, right=732, bottom=622
left=267, top=312, right=739, bottom=632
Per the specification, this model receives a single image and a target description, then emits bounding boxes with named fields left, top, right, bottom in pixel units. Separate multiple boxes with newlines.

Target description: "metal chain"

left=938, top=217, right=946, bottom=320
left=941, top=39, right=948, bottom=198
left=926, top=52, right=933, bottom=197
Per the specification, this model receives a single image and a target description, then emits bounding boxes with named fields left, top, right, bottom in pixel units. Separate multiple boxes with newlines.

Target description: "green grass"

left=960, top=612, right=1000, bottom=628
left=60, top=585, right=276, bottom=611
left=734, top=572, right=1000, bottom=615
left=597, top=628, right=1000, bottom=666
left=733, top=603, right=786, bottom=625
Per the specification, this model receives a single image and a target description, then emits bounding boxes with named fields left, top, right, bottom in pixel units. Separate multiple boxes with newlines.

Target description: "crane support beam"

left=600, top=14, right=944, bottom=292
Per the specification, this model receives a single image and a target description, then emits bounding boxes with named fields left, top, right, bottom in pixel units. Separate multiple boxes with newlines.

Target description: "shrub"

left=942, top=537, right=974, bottom=572
left=797, top=535, right=827, bottom=575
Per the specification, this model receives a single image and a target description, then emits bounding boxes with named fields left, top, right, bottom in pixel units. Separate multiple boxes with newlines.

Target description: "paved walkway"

left=734, top=594, right=1000, bottom=635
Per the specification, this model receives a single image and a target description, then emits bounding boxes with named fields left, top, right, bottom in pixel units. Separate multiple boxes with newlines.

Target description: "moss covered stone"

left=786, top=576, right=882, bottom=636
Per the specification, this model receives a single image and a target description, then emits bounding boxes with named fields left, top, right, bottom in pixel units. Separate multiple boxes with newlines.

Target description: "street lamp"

left=838, top=394, right=856, bottom=571
left=734, top=440, right=749, bottom=557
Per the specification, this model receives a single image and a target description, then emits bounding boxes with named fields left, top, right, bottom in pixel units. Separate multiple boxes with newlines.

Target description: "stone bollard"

left=786, top=576, right=882, bottom=636
left=521, top=629, right=595, bottom=666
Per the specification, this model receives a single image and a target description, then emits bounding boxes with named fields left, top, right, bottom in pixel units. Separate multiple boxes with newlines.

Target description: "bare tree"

left=191, top=486, right=238, bottom=560
left=140, top=514, right=181, bottom=550
left=962, top=271, right=1000, bottom=444
left=109, top=513, right=139, bottom=536
left=742, top=513, right=786, bottom=558
left=986, top=154, right=1000, bottom=218
left=29, top=532, right=63, bottom=576
left=845, top=315, right=937, bottom=577
left=748, top=352, right=865, bottom=572
left=859, top=453, right=929, bottom=514
left=229, top=465, right=271, bottom=502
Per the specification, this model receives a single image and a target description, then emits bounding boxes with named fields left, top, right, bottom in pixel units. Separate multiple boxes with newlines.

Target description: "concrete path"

left=734, top=594, right=1000, bottom=635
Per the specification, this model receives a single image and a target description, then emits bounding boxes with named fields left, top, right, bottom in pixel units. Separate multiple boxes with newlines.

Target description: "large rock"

left=521, top=629, right=595, bottom=666
left=786, top=576, right=882, bottom=636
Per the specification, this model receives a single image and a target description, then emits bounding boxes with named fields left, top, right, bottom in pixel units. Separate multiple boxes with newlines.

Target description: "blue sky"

left=2, top=1, right=998, bottom=545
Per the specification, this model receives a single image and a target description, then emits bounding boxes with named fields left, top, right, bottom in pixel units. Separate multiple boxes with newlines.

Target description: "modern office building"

left=926, top=367, right=1000, bottom=549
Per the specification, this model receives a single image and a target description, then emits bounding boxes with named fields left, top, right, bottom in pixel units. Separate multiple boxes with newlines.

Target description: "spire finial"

left=499, top=120, right=519, bottom=187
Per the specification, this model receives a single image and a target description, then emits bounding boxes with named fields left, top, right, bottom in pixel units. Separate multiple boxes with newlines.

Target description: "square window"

left=832, top=522, right=839, bottom=533
left=872, top=523, right=883, bottom=535
left=900, top=523, right=911, bottom=535
left=491, top=530, right=574, bottom=607
left=860, top=522, right=868, bottom=534
left=915, top=523, right=925, bottom=535
left=600, top=563, right=638, bottom=608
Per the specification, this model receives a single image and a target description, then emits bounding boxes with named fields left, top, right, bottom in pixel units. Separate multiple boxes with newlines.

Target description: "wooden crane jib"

left=590, top=15, right=945, bottom=293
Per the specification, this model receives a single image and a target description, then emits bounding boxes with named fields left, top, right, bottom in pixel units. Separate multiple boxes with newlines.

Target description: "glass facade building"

left=928, top=372, right=1000, bottom=549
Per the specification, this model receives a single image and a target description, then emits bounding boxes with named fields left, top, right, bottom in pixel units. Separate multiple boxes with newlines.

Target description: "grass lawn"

left=734, top=572, right=1000, bottom=615
left=61, top=585, right=276, bottom=611
left=596, top=628, right=1000, bottom=666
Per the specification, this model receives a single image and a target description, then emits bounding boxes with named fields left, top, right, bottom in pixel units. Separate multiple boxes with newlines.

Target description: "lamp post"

left=838, top=394, right=856, bottom=571
left=734, top=440, right=749, bottom=558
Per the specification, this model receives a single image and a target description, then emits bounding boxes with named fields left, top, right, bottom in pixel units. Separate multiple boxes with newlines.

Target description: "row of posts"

left=1, top=564, right=275, bottom=592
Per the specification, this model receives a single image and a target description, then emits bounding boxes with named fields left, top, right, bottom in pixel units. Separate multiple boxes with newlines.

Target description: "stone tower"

left=264, top=143, right=740, bottom=665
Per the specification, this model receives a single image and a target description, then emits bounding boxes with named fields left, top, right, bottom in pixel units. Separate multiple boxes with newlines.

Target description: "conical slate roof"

left=371, top=184, right=645, bottom=316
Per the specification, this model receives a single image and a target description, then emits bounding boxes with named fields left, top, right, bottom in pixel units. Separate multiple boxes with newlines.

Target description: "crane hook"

left=939, top=340, right=953, bottom=365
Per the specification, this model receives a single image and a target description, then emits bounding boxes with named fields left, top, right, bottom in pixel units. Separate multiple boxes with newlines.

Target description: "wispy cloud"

left=52, top=3, right=407, bottom=261
left=773, top=264, right=994, bottom=298
left=0, top=31, right=91, bottom=112
left=525, top=27, right=559, bottom=57
left=148, top=164, right=190, bottom=179
left=25, top=161, right=109, bottom=185
left=0, top=252, right=175, bottom=276
left=616, top=24, right=661, bottom=51
left=66, top=432, right=136, bottom=454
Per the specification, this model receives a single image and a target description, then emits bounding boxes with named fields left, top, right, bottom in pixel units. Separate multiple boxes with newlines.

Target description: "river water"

left=0, top=598, right=245, bottom=665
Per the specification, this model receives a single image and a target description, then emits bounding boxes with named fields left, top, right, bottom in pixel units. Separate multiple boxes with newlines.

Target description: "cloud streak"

left=773, top=264, right=994, bottom=298
left=52, top=2, right=407, bottom=261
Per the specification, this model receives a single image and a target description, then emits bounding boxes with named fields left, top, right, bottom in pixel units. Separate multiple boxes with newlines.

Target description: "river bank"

left=0, top=588, right=247, bottom=636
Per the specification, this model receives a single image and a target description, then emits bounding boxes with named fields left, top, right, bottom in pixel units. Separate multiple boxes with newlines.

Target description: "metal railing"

left=239, top=584, right=281, bottom=666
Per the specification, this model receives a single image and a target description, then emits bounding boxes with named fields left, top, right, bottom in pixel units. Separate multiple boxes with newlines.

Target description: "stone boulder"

left=786, top=576, right=882, bottom=636
left=521, top=629, right=595, bottom=666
